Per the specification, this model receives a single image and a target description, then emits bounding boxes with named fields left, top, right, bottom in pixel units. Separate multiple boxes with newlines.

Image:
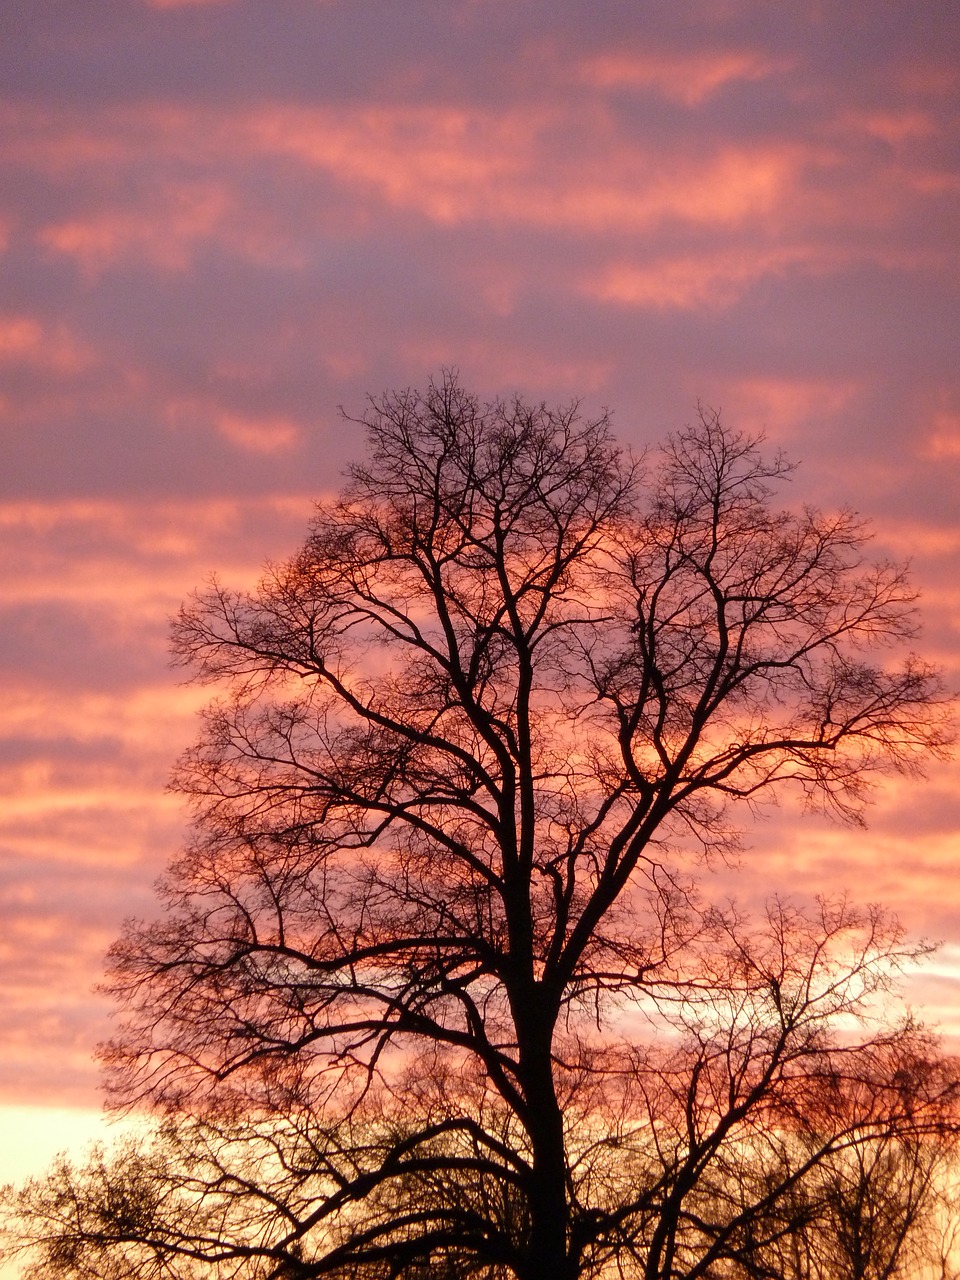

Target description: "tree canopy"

left=6, top=376, right=957, bottom=1280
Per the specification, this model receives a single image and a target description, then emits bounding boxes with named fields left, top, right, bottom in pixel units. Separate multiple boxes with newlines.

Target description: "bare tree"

left=6, top=376, right=955, bottom=1280
left=7, top=902, right=957, bottom=1280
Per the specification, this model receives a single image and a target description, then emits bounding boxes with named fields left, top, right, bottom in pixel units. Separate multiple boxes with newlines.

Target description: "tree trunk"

left=517, top=997, right=573, bottom=1280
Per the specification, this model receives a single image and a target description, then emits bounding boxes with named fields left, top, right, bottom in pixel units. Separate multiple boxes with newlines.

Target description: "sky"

left=2, top=0, right=960, bottom=1189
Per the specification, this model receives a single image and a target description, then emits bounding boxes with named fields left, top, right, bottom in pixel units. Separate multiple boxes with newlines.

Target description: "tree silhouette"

left=6, top=377, right=955, bottom=1280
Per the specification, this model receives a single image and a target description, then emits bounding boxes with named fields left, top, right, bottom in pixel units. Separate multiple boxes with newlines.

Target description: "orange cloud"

left=879, top=521, right=960, bottom=559
left=0, top=495, right=312, bottom=544
left=0, top=680, right=205, bottom=744
left=0, top=495, right=316, bottom=611
left=0, top=779, right=184, bottom=869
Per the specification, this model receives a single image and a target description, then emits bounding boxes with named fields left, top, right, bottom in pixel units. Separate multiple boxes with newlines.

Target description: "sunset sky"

left=2, top=0, right=960, bottom=1189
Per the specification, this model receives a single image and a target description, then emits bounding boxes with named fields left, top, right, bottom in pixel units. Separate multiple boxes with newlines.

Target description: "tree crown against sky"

left=9, top=376, right=957, bottom=1280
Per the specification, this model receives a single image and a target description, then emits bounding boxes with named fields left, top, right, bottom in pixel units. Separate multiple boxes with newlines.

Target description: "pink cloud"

left=583, top=247, right=808, bottom=311
left=396, top=336, right=615, bottom=397
left=924, top=411, right=960, bottom=460
left=39, top=181, right=232, bottom=277
left=7, top=92, right=953, bottom=303
left=0, top=0, right=958, bottom=1131
left=250, top=104, right=795, bottom=230
left=6, top=100, right=801, bottom=242
left=842, top=107, right=939, bottom=146
left=146, top=0, right=234, bottom=7
left=0, top=314, right=94, bottom=373
left=711, top=375, right=864, bottom=438
left=577, top=48, right=790, bottom=105
left=215, top=411, right=301, bottom=454
left=0, top=499, right=323, bottom=708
